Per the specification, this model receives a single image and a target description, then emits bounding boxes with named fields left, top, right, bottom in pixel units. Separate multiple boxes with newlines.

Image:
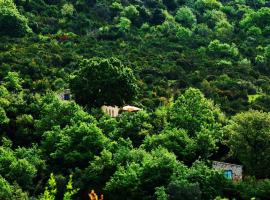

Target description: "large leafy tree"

left=168, top=88, right=225, bottom=161
left=226, top=110, right=270, bottom=178
left=35, top=94, right=96, bottom=134
left=70, top=57, right=138, bottom=107
left=0, top=140, right=45, bottom=191
left=168, top=87, right=224, bottom=136
left=116, top=111, right=153, bottom=147
left=42, top=122, right=109, bottom=169
left=175, top=6, right=197, bottom=29
left=104, top=147, right=180, bottom=200
left=142, top=128, right=195, bottom=164
left=0, top=0, right=31, bottom=37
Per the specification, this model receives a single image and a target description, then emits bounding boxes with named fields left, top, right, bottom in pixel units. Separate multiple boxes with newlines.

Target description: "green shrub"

left=0, top=0, right=31, bottom=37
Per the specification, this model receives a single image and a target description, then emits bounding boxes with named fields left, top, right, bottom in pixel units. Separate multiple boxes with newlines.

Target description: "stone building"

left=212, top=161, right=243, bottom=181
left=59, top=89, right=71, bottom=101
left=101, top=105, right=120, bottom=117
left=101, top=105, right=142, bottom=117
left=122, top=105, right=141, bottom=112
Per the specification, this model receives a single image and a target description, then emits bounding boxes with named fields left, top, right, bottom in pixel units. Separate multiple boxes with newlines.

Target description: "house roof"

left=122, top=105, right=141, bottom=112
left=213, top=161, right=243, bottom=168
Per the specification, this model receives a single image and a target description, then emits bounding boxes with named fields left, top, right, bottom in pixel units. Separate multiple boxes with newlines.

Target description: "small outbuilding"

left=59, top=89, right=71, bottom=101
left=122, top=105, right=142, bottom=112
left=101, top=105, right=120, bottom=117
left=212, top=161, right=243, bottom=181
left=101, top=105, right=142, bottom=117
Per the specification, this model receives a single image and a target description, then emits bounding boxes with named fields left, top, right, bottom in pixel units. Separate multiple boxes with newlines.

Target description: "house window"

left=64, top=93, right=70, bottom=100
left=224, top=170, right=233, bottom=179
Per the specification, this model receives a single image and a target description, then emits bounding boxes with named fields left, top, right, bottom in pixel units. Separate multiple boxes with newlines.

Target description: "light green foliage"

left=63, top=175, right=79, bottom=200
left=0, top=0, right=31, bottom=37
left=105, top=147, right=180, bottom=199
left=195, top=0, right=222, bottom=11
left=61, top=3, right=75, bottom=16
left=186, top=161, right=228, bottom=200
left=40, top=174, right=78, bottom=200
left=116, top=111, right=153, bottom=147
left=203, top=10, right=226, bottom=28
left=168, top=88, right=224, bottom=136
left=42, top=122, right=108, bottom=168
left=35, top=94, right=96, bottom=134
left=0, top=176, right=28, bottom=200
left=248, top=94, right=262, bottom=103
left=117, top=17, right=132, bottom=31
left=168, top=88, right=224, bottom=160
left=175, top=6, right=197, bottom=28
left=0, top=107, right=9, bottom=125
left=78, top=139, right=133, bottom=192
left=255, top=44, right=270, bottom=72
left=240, top=7, right=270, bottom=30
left=214, top=197, right=229, bottom=200
left=40, top=173, right=57, bottom=200
left=175, top=24, right=192, bottom=40
left=156, top=20, right=192, bottom=41
left=0, top=176, right=14, bottom=200
left=247, top=26, right=262, bottom=37
left=142, top=128, right=195, bottom=163
left=98, top=115, right=118, bottom=139
left=0, top=140, right=45, bottom=190
left=111, top=2, right=123, bottom=11
left=121, top=5, right=139, bottom=21
left=214, top=20, right=233, bottom=41
left=1, top=0, right=270, bottom=199
left=226, top=110, right=270, bottom=178
left=207, top=39, right=239, bottom=58
left=3, top=71, right=22, bottom=91
left=155, top=186, right=168, bottom=200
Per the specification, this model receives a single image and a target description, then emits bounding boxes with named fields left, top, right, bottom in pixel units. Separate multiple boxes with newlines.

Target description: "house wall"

left=58, top=89, right=71, bottom=100
left=101, top=106, right=120, bottom=117
left=213, top=161, right=243, bottom=181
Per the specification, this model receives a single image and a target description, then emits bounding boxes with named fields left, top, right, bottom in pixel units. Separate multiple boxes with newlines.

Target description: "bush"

left=0, top=0, right=31, bottom=37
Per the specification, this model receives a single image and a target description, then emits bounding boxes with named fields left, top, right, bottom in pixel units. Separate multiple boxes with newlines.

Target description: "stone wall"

left=213, top=161, right=243, bottom=181
left=101, top=105, right=120, bottom=117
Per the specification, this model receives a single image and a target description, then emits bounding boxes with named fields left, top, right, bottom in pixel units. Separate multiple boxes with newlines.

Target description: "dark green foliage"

left=116, top=111, right=153, bottom=147
left=1, top=0, right=270, bottom=199
left=226, top=110, right=270, bottom=178
left=70, top=57, right=138, bottom=107
left=167, top=180, right=201, bottom=200
left=0, top=0, right=31, bottom=37
left=235, top=177, right=270, bottom=200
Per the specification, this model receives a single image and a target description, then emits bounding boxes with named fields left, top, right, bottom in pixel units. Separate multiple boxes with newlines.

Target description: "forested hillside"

left=1, top=0, right=270, bottom=199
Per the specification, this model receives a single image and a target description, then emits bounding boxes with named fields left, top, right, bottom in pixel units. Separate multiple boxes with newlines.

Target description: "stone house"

left=59, top=89, right=71, bottom=101
left=101, top=105, right=142, bottom=117
left=101, top=105, right=120, bottom=117
left=213, top=161, right=243, bottom=181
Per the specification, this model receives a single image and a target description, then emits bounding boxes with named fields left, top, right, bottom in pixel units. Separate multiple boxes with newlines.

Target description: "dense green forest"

left=1, top=0, right=270, bottom=199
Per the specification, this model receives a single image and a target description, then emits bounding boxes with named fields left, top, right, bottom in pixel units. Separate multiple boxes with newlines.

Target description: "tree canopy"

left=1, top=0, right=270, bottom=199
left=0, top=0, right=31, bottom=37
left=70, top=57, right=138, bottom=107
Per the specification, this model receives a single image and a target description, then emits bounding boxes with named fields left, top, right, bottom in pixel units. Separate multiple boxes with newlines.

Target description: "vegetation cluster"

left=1, top=0, right=270, bottom=199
